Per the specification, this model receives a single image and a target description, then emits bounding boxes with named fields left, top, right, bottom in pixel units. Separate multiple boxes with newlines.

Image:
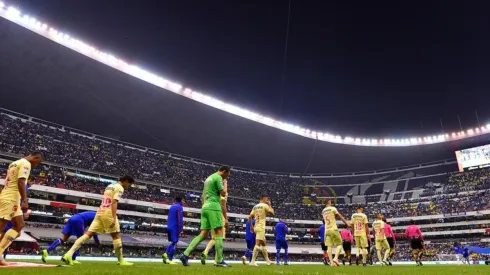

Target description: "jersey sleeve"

left=18, top=161, right=31, bottom=180
left=113, top=185, right=124, bottom=201
left=363, top=215, right=368, bottom=225
left=215, top=175, right=224, bottom=192
left=332, top=207, right=339, bottom=215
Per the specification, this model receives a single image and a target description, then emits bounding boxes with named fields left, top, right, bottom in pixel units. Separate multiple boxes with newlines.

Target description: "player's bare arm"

left=364, top=223, right=369, bottom=237
left=18, top=178, right=28, bottom=210
left=336, top=213, right=350, bottom=227
left=110, top=199, right=118, bottom=228
left=267, top=200, right=275, bottom=216
left=220, top=196, right=228, bottom=227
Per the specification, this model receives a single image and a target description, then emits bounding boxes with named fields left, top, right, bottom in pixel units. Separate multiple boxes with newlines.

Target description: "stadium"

left=0, top=1, right=490, bottom=274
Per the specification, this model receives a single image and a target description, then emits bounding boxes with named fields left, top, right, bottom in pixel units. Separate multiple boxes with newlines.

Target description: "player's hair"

left=28, top=151, right=44, bottom=159
left=382, top=217, right=387, bottom=223
left=119, top=175, right=135, bottom=183
left=260, top=195, right=268, bottom=200
left=410, top=219, right=416, bottom=225
left=218, top=166, right=231, bottom=172
left=175, top=197, right=182, bottom=203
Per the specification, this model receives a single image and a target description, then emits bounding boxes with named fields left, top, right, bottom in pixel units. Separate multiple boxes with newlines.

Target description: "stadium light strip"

left=1, top=2, right=489, bottom=147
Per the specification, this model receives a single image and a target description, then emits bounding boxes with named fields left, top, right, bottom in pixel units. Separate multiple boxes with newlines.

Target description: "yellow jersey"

left=372, top=219, right=386, bottom=240
left=322, top=206, right=339, bottom=231
left=250, top=202, right=272, bottom=230
left=0, top=158, right=31, bottom=202
left=351, top=213, right=369, bottom=237
left=97, top=183, right=124, bottom=216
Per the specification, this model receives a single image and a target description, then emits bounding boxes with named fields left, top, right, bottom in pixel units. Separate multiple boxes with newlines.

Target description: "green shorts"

left=200, top=209, right=224, bottom=230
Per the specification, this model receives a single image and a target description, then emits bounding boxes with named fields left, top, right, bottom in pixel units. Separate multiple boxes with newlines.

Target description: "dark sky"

left=8, top=0, right=490, bottom=137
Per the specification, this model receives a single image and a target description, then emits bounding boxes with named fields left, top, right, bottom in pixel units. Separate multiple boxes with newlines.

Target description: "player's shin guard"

left=66, top=234, right=90, bottom=258
left=389, top=248, right=395, bottom=260
left=215, top=236, right=224, bottom=263
left=72, top=249, right=81, bottom=260
left=184, top=235, right=204, bottom=257
left=377, top=250, right=383, bottom=263
left=327, top=246, right=333, bottom=264
left=166, top=242, right=177, bottom=260
left=0, top=229, right=19, bottom=255
left=384, top=249, right=390, bottom=262
left=361, top=248, right=367, bottom=264
left=113, top=239, right=123, bottom=262
left=412, top=249, right=418, bottom=261
left=47, top=238, right=63, bottom=252
left=261, top=246, right=270, bottom=262
left=334, top=246, right=342, bottom=261
left=204, top=239, right=216, bottom=255
left=251, top=246, right=260, bottom=264
left=284, top=249, right=288, bottom=263
left=276, top=250, right=280, bottom=264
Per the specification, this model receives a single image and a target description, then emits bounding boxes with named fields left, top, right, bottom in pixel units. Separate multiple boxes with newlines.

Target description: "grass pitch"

left=1, top=262, right=488, bottom=275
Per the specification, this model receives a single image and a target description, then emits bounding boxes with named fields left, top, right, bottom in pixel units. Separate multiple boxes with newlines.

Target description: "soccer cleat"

left=180, top=254, right=189, bottom=267
left=167, top=260, right=176, bottom=265
left=363, top=263, right=367, bottom=267
left=342, top=259, right=346, bottom=265
left=73, top=260, right=82, bottom=264
left=162, top=253, right=168, bottom=264
left=241, top=256, right=247, bottom=265
left=284, top=262, right=290, bottom=266
left=249, top=262, right=259, bottom=267
left=41, top=249, right=48, bottom=263
left=266, top=261, right=275, bottom=266
left=200, top=252, right=207, bottom=265
left=215, top=261, right=231, bottom=267
left=117, top=261, right=134, bottom=266
left=0, top=256, right=7, bottom=266
left=61, top=254, right=73, bottom=266
left=332, top=260, right=340, bottom=267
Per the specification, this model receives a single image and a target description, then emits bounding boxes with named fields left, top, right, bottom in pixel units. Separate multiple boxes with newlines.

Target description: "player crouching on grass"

left=249, top=195, right=275, bottom=266
left=62, top=176, right=135, bottom=266
left=0, top=152, right=43, bottom=266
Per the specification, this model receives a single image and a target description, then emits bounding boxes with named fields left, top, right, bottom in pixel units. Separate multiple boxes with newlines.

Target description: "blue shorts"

left=276, top=239, right=288, bottom=250
left=62, top=218, right=85, bottom=237
left=167, top=227, right=179, bottom=243
left=246, top=238, right=255, bottom=250
left=3, top=222, right=13, bottom=233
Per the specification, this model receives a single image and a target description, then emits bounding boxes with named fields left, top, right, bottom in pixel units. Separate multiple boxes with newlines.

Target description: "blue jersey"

left=454, top=246, right=463, bottom=254
left=246, top=219, right=256, bottom=240
left=463, top=248, right=469, bottom=258
left=167, top=202, right=184, bottom=232
left=74, top=211, right=97, bottom=227
left=319, top=225, right=325, bottom=242
left=275, top=221, right=288, bottom=241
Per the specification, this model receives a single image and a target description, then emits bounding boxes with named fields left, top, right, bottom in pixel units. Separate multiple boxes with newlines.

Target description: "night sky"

left=7, top=0, right=490, bottom=137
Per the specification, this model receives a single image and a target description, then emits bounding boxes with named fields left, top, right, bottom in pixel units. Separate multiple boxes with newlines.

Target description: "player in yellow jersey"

left=351, top=206, right=369, bottom=267
left=372, top=214, right=390, bottom=266
left=0, top=152, right=43, bottom=265
left=62, top=176, right=135, bottom=266
left=249, top=195, right=274, bottom=266
left=201, top=179, right=228, bottom=265
left=321, top=200, right=350, bottom=267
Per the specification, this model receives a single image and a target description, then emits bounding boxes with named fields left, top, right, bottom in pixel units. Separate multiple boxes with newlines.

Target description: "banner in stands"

left=455, top=144, right=490, bottom=172
left=50, top=201, right=77, bottom=209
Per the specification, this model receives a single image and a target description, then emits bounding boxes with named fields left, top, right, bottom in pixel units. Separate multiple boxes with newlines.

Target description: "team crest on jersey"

left=23, top=167, right=29, bottom=175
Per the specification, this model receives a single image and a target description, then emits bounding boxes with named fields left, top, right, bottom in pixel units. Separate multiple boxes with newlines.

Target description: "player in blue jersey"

left=42, top=211, right=100, bottom=264
left=319, top=221, right=329, bottom=265
left=162, top=197, right=184, bottom=265
left=242, top=219, right=256, bottom=264
left=1, top=177, right=33, bottom=259
left=462, top=247, right=470, bottom=264
left=275, top=219, right=289, bottom=265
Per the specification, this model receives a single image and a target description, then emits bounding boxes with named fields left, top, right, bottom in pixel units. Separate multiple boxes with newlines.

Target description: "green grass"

left=1, top=262, right=488, bottom=275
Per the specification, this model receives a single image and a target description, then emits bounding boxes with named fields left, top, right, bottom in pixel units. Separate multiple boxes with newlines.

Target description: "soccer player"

left=179, top=166, right=230, bottom=267
left=382, top=217, right=395, bottom=265
left=242, top=218, right=255, bottom=265
left=454, top=243, right=464, bottom=264
left=275, top=218, right=289, bottom=265
left=319, top=221, right=329, bottom=265
left=0, top=152, right=43, bottom=265
left=351, top=206, right=369, bottom=267
left=162, top=197, right=184, bottom=265
left=462, top=247, right=470, bottom=265
left=372, top=214, right=390, bottom=266
left=322, top=200, right=350, bottom=267
left=201, top=179, right=228, bottom=265
left=340, top=228, right=353, bottom=265
left=42, top=211, right=100, bottom=263
left=249, top=195, right=275, bottom=266
left=62, top=176, right=135, bottom=266
left=405, top=219, right=424, bottom=266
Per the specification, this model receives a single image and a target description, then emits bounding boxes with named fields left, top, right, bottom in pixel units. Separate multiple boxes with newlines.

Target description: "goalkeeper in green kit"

left=180, top=166, right=230, bottom=267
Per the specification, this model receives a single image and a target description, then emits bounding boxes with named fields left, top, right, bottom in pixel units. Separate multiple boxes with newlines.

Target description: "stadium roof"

left=1, top=3, right=490, bottom=173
